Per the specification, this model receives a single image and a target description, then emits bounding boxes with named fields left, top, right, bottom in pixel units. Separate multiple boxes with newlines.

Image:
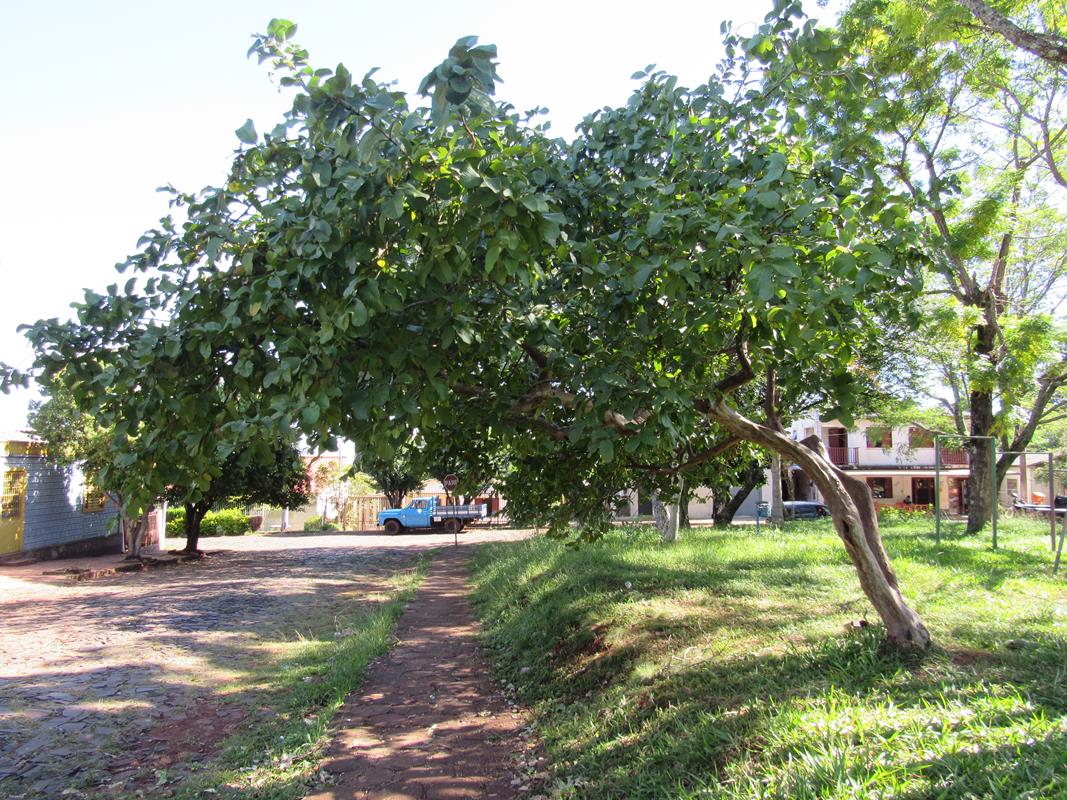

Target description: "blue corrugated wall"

left=4, top=455, right=119, bottom=550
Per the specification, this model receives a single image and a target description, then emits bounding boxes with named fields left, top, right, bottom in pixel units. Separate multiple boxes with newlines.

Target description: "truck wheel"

left=444, top=518, right=462, bottom=534
left=384, top=519, right=402, bottom=535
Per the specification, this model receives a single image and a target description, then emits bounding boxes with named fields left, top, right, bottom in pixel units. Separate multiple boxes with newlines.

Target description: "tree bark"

left=182, top=501, right=210, bottom=554
left=770, top=453, right=785, bottom=526
left=714, top=465, right=763, bottom=527
left=709, top=401, right=931, bottom=648
left=966, top=313, right=998, bottom=534
left=123, top=512, right=150, bottom=560
left=955, top=0, right=1067, bottom=66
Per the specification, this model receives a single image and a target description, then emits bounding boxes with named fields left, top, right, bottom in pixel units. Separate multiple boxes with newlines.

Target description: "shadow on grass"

left=470, top=531, right=1067, bottom=799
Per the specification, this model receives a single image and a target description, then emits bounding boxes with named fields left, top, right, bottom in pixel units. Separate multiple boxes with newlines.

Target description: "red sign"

left=442, top=473, right=459, bottom=492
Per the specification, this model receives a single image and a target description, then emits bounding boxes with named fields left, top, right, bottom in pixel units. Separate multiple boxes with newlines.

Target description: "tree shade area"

left=4, top=0, right=1062, bottom=647
left=469, top=517, right=1067, bottom=798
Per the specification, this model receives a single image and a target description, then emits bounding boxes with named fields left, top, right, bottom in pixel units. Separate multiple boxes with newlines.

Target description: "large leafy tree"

left=170, top=438, right=310, bottom=553
left=5, top=5, right=933, bottom=645
left=357, top=445, right=426, bottom=510
left=839, top=0, right=1067, bottom=534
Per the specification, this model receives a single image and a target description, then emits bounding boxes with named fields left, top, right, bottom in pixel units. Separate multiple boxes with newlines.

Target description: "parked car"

left=785, top=501, right=830, bottom=519
left=758, top=501, right=831, bottom=520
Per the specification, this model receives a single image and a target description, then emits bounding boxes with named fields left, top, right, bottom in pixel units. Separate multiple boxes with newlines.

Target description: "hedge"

left=165, top=507, right=252, bottom=537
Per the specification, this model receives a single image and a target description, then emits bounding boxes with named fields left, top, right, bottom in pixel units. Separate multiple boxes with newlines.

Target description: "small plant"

left=303, top=515, right=339, bottom=532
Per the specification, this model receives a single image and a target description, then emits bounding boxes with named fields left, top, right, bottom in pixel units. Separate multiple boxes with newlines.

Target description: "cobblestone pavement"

left=0, top=530, right=529, bottom=799
left=307, top=545, right=535, bottom=800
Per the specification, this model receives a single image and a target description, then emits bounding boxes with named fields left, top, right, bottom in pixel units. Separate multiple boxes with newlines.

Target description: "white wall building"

left=783, top=415, right=1048, bottom=513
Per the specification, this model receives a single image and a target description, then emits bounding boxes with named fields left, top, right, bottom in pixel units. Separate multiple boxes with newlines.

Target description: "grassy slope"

left=470, top=519, right=1067, bottom=799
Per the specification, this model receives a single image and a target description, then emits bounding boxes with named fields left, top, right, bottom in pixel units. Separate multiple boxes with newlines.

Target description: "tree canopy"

left=837, top=0, right=1067, bottom=533
left=4, top=3, right=934, bottom=645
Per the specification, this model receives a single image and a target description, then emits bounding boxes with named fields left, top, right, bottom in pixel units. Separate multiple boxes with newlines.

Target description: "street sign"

left=443, top=473, right=459, bottom=492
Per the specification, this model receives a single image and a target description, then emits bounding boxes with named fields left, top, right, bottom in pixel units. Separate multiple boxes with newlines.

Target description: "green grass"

left=469, top=518, right=1067, bottom=799
left=157, top=550, right=433, bottom=800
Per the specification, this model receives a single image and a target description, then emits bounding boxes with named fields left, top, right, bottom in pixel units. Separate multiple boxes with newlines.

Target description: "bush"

left=166, top=507, right=186, bottom=537
left=202, top=508, right=251, bottom=536
left=164, top=506, right=251, bottom=537
left=304, top=515, right=339, bottom=532
left=878, top=504, right=932, bottom=524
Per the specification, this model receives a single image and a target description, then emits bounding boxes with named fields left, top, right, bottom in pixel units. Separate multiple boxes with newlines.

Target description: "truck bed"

left=433, top=504, right=488, bottom=520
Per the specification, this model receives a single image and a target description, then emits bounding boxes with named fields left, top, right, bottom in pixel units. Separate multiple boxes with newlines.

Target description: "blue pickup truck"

left=377, top=496, right=488, bottom=535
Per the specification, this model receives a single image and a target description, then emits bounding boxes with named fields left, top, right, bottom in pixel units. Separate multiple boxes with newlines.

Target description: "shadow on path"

left=307, top=546, right=532, bottom=800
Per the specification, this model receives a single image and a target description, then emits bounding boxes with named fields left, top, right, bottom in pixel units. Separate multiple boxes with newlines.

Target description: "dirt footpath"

left=307, top=545, right=536, bottom=800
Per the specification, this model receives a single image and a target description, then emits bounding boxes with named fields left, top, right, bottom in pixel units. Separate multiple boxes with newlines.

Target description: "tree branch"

left=955, top=0, right=1067, bottom=66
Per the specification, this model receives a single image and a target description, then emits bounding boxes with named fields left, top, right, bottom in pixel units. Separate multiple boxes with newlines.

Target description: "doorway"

left=911, top=477, right=935, bottom=506
left=1, top=468, right=27, bottom=554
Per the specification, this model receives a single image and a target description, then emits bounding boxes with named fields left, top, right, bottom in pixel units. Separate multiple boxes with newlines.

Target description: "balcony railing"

left=828, top=447, right=858, bottom=466
left=824, top=446, right=969, bottom=468
left=938, top=448, right=969, bottom=466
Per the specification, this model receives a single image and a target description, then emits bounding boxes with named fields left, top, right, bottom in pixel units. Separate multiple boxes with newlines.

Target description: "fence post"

left=1054, top=512, right=1066, bottom=575
left=934, top=436, right=941, bottom=546
left=1050, top=453, right=1057, bottom=550
left=990, top=439, right=998, bottom=550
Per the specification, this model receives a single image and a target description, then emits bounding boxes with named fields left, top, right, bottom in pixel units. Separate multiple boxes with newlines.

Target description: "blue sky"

left=0, top=0, right=841, bottom=430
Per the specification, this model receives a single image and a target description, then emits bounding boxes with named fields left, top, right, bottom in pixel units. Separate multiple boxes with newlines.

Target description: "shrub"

left=878, top=504, right=932, bottom=524
left=166, top=507, right=186, bottom=537
left=304, top=515, right=339, bottom=532
left=164, top=506, right=251, bottom=537
left=202, top=508, right=252, bottom=536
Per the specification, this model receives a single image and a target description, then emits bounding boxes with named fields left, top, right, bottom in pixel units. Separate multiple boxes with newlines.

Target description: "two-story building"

left=784, top=416, right=1046, bottom=513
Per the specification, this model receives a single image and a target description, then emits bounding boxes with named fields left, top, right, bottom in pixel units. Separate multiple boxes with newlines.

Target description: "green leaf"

left=350, top=298, right=369, bottom=327
left=383, top=191, right=406, bottom=220
left=266, top=18, right=296, bottom=40
left=755, top=191, right=780, bottom=209
left=647, top=213, right=665, bottom=236
left=485, top=243, right=501, bottom=273
left=633, top=263, right=655, bottom=290
left=235, top=119, right=258, bottom=145
left=310, top=161, right=332, bottom=187
left=520, top=195, right=550, bottom=214
left=597, top=438, right=615, bottom=463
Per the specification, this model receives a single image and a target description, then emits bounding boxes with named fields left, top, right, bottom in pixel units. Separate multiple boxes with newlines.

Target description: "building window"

left=2, top=469, right=26, bottom=519
left=865, top=427, right=893, bottom=448
left=82, top=484, right=107, bottom=513
left=909, top=427, right=934, bottom=448
left=866, top=477, right=893, bottom=499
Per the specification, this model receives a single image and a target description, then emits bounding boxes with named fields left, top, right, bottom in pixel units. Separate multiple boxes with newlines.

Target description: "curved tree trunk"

left=714, top=465, right=764, bottom=527
left=709, top=401, right=931, bottom=648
